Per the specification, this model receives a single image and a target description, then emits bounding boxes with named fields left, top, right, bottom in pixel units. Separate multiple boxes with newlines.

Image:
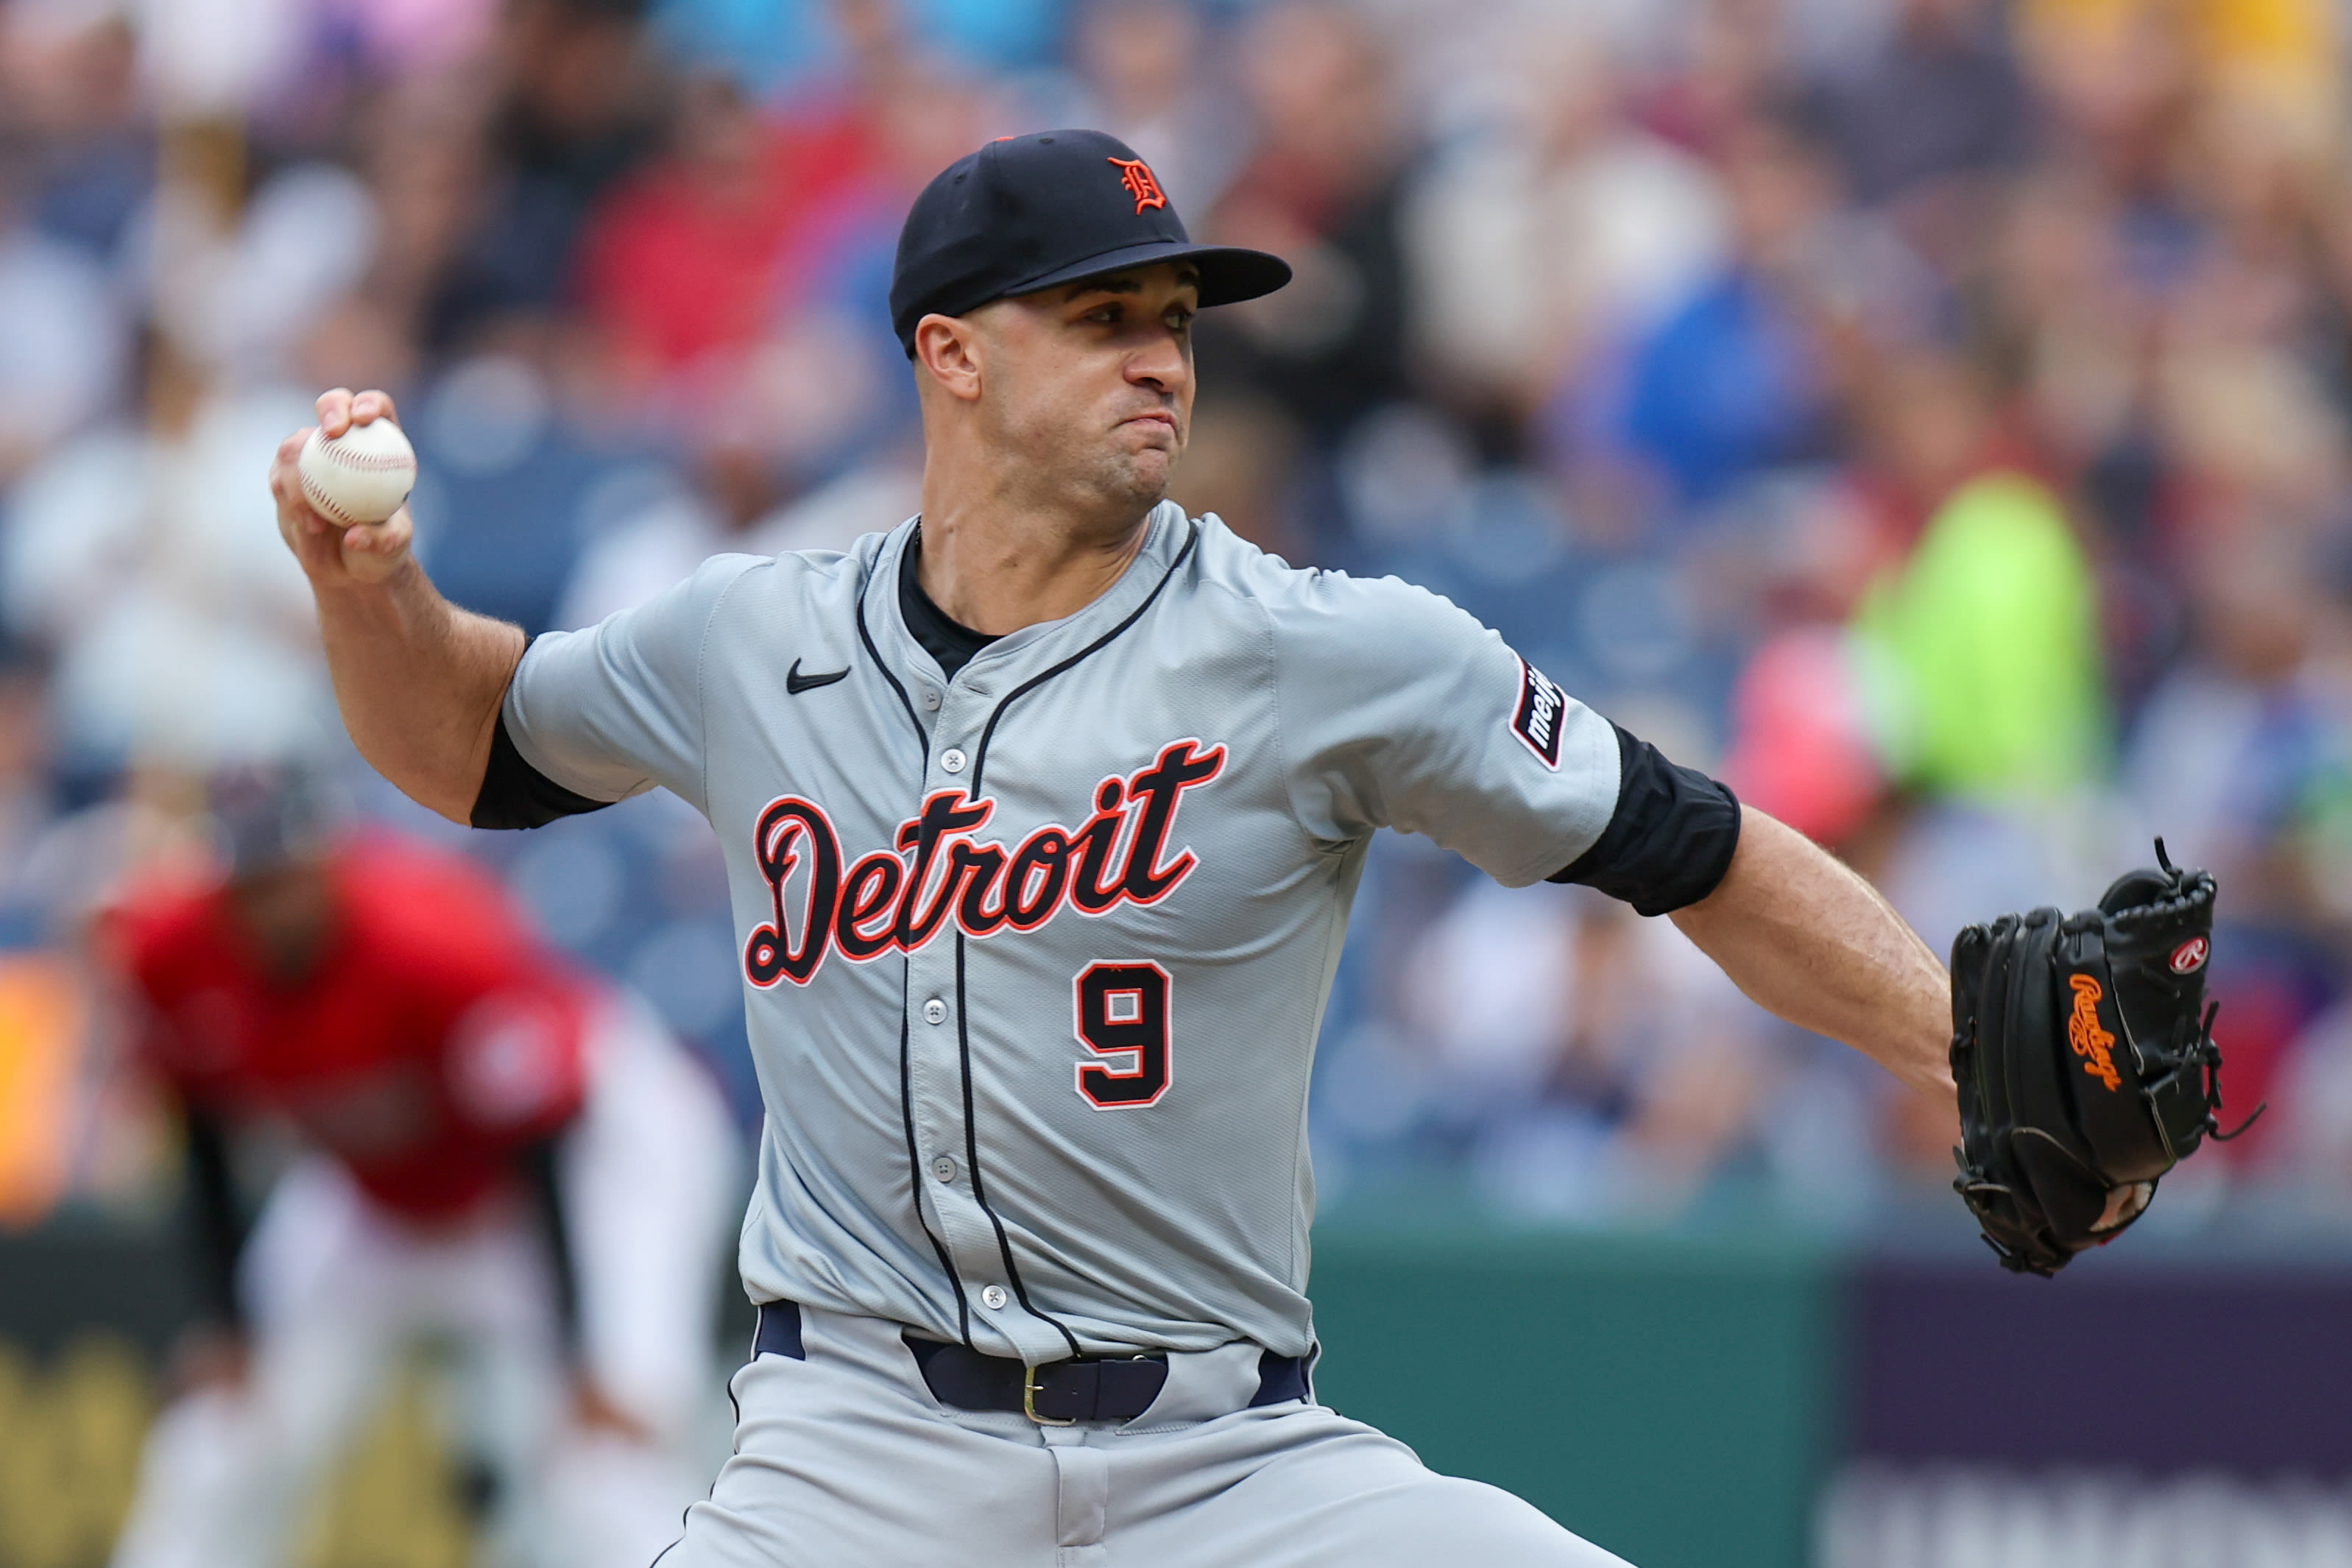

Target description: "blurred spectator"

left=1638, top=0, right=1798, bottom=157
left=1344, top=876, right=1789, bottom=1224
left=406, top=352, right=617, bottom=638
left=0, top=0, right=150, bottom=264
left=575, top=73, right=872, bottom=378
left=1815, top=0, right=2034, bottom=210
left=0, top=174, right=128, bottom=478
left=317, top=0, right=504, bottom=80
left=1031, top=0, right=1244, bottom=216
left=2021, top=0, right=2342, bottom=162
left=557, top=451, right=918, bottom=628
left=1197, top=1, right=1415, bottom=457
left=1607, top=110, right=1846, bottom=510
left=1720, top=626, right=1885, bottom=847
left=2120, top=523, right=2350, bottom=1137
left=653, top=0, right=1070, bottom=91
left=1406, top=27, right=1731, bottom=436
left=1854, top=468, right=2109, bottom=802
left=178, top=160, right=382, bottom=389
left=427, top=0, right=668, bottom=350
left=1, top=387, right=333, bottom=778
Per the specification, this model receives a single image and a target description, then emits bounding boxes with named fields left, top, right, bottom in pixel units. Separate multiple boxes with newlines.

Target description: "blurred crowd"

left=7, top=0, right=2352, bottom=1235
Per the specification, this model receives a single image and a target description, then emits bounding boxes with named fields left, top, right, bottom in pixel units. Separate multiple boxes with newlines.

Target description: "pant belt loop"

left=1044, top=1424, right=1108, bottom=1563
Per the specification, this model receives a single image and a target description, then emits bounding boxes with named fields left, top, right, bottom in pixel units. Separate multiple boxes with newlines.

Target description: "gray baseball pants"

left=662, top=1303, right=1634, bottom=1567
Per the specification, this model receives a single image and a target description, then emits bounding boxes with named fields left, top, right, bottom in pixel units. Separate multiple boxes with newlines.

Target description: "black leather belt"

left=752, top=1301, right=1310, bottom=1424
left=907, top=1335, right=1169, bottom=1424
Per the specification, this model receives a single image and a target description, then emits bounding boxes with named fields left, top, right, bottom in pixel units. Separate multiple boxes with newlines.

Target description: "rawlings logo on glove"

left=2065, top=975, right=2122, bottom=1092
left=1949, top=841, right=2259, bottom=1277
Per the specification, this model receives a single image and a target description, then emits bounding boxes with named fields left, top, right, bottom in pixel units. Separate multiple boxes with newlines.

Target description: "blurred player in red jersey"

left=102, top=768, right=739, bottom=1568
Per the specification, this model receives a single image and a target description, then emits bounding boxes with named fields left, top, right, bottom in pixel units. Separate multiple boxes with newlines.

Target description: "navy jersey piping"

left=855, top=572, right=930, bottom=751
left=957, top=934, right=1084, bottom=1358
left=901, top=983, right=972, bottom=1346
left=857, top=560, right=972, bottom=1341
left=966, top=521, right=1198, bottom=794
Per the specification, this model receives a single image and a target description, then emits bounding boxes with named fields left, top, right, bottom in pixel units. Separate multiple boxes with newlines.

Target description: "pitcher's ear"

left=914, top=315, right=985, bottom=403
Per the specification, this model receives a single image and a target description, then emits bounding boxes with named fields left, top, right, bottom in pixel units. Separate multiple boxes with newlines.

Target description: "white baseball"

left=298, top=419, right=417, bottom=526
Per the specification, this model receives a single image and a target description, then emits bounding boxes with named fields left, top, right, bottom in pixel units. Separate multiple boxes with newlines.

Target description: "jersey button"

left=922, top=997, right=947, bottom=1025
left=931, top=1156, right=957, bottom=1182
left=940, top=748, right=967, bottom=774
left=980, top=1285, right=1009, bottom=1310
left=921, top=689, right=941, bottom=711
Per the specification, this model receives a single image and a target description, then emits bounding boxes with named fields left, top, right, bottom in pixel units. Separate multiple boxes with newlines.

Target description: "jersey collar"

left=863, top=502, right=1191, bottom=688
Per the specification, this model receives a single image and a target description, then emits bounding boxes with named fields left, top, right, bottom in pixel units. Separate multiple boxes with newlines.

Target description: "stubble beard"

left=1024, top=425, right=1180, bottom=538
left=985, top=366, right=1184, bottom=537
left=1095, top=442, right=1175, bottom=522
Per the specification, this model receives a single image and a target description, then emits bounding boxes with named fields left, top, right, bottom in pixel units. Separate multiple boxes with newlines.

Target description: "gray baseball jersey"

left=503, top=503, right=1620, bottom=1366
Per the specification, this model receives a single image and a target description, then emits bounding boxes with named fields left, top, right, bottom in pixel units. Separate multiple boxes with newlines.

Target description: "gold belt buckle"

left=1023, top=1364, right=1077, bottom=1427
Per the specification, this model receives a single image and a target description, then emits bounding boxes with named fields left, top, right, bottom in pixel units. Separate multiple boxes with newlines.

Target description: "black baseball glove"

left=1948, top=842, right=2255, bottom=1276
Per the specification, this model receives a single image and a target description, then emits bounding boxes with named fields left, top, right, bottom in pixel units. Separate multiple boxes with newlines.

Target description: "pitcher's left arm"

left=1669, top=805, right=1954, bottom=1101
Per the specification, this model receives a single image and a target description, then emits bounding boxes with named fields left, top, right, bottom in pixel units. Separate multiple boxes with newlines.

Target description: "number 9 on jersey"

left=1073, top=961, right=1172, bottom=1109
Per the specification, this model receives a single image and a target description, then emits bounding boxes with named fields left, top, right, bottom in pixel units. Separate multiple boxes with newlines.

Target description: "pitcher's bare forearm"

left=1672, top=806, right=1955, bottom=1101
left=269, top=389, right=526, bottom=821
left=314, top=560, right=523, bottom=821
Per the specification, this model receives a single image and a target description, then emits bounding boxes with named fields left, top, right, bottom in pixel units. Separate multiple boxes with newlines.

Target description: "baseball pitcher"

left=264, top=130, right=2231, bottom=1565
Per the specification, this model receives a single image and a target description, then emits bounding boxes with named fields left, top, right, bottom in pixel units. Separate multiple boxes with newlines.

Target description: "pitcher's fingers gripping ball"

left=1949, top=841, right=2255, bottom=1276
left=272, top=392, right=416, bottom=585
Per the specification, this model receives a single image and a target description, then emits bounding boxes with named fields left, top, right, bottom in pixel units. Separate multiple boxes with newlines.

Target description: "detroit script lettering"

left=744, top=739, right=1226, bottom=987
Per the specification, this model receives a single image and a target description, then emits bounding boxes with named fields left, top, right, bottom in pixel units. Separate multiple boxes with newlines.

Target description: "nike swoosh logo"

left=786, top=660, right=850, bottom=695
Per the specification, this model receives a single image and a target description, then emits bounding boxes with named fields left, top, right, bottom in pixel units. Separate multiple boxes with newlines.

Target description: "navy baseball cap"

left=889, top=129, right=1291, bottom=355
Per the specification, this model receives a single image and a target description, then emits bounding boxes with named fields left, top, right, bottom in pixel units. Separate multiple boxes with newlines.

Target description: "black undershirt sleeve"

left=471, top=712, right=615, bottom=830
left=1549, top=723, right=1743, bottom=917
left=182, top=1109, right=250, bottom=1331
left=519, top=1137, right=582, bottom=1359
